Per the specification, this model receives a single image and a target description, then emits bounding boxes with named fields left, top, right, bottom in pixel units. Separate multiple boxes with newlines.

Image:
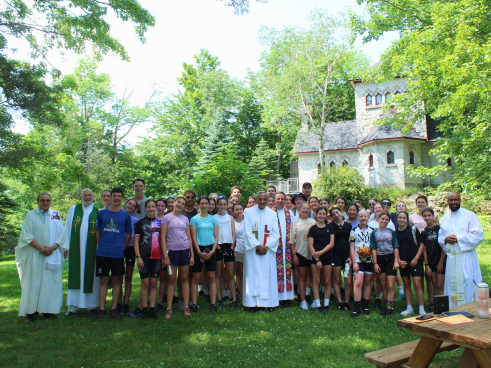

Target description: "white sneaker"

left=300, top=300, right=308, bottom=310
left=419, top=308, right=426, bottom=315
left=400, top=308, right=414, bottom=317
left=310, top=301, right=316, bottom=309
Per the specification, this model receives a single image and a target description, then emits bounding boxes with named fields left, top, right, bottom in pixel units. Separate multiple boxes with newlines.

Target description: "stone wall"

left=298, top=149, right=359, bottom=185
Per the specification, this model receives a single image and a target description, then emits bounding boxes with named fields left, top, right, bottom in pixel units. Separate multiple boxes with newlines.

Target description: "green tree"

left=198, top=110, right=235, bottom=169
left=248, top=138, right=276, bottom=180
left=350, top=0, right=491, bottom=198
left=0, top=181, right=19, bottom=255
left=258, top=10, right=369, bottom=170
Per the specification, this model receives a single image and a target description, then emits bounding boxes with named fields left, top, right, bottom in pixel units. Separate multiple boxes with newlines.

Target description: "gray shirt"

left=131, top=196, right=148, bottom=220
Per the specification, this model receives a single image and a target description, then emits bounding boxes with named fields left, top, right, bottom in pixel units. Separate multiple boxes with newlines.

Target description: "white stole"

left=442, top=211, right=465, bottom=305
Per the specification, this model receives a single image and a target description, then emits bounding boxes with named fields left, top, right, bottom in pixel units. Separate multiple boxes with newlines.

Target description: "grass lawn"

left=2, top=233, right=490, bottom=368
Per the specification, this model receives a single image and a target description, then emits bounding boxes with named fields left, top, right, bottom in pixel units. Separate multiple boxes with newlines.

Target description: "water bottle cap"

left=478, top=282, right=488, bottom=288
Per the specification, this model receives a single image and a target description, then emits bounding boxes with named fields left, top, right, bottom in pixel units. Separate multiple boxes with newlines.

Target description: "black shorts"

left=332, top=252, right=349, bottom=267
left=400, top=261, right=423, bottom=278
left=216, top=243, right=235, bottom=263
left=168, top=249, right=191, bottom=267
left=192, top=245, right=217, bottom=273
left=377, top=253, right=397, bottom=276
left=355, top=262, right=373, bottom=274
left=428, top=262, right=446, bottom=275
left=296, top=253, right=311, bottom=268
left=125, top=246, right=135, bottom=268
left=96, top=256, right=125, bottom=277
left=139, top=258, right=161, bottom=279
left=311, top=256, right=332, bottom=266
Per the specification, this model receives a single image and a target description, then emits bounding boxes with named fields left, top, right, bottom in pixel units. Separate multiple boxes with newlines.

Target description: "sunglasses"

left=381, top=202, right=391, bottom=206
left=369, top=203, right=375, bottom=206
left=218, top=195, right=226, bottom=199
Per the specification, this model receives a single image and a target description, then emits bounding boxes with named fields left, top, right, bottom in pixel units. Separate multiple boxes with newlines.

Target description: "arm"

left=411, top=243, right=425, bottom=268
left=350, top=241, right=359, bottom=272
left=189, top=225, right=201, bottom=259
left=393, top=248, right=400, bottom=270
left=230, top=215, right=236, bottom=250
left=95, top=230, right=101, bottom=244
left=160, top=224, right=170, bottom=267
left=134, top=235, right=143, bottom=269
left=124, top=233, right=131, bottom=250
left=437, top=249, right=446, bottom=274
left=370, top=231, right=380, bottom=274
left=291, top=242, right=298, bottom=265
left=457, top=212, right=484, bottom=251
left=321, top=234, right=335, bottom=254
left=186, top=225, right=194, bottom=266
left=211, top=225, right=219, bottom=255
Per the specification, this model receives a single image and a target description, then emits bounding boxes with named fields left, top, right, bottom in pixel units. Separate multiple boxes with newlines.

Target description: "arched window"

left=330, top=161, right=336, bottom=168
left=375, top=94, right=382, bottom=105
left=409, top=151, right=415, bottom=164
left=387, top=151, right=395, bottom=164
left=395, top=91, right=400, bottom=95
left=342, top=160, right=348, bottom=167
left=447, top=158, right=452, bottom=166
left=366, top=95, right=372, bottom=106
left=369, top=154, right=373, bottom=168
left=385, top=92, right=391, bottom=101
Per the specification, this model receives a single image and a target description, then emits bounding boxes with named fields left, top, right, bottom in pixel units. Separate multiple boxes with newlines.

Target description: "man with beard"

left=65, top=189, right=100, bottom=315
left=438, top=192, right=484, bottom=307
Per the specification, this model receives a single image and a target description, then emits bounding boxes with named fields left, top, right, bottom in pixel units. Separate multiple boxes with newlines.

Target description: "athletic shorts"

left=311, top=256, right=332, bottom=266
left=192, top=245, right=217, bottom=273
left=96, top=256, right=125, bottom=277
left=235, top=251, right=244, bottom=263
left=139, top=258, right=161, bottom=279
left=296, top=253, right=311, bottom=268
left=354, top=262, right=373, bottom=275
left=124, top=246, right=135, bottom=268
left=377, top=253, right=397, bottom=276
left=168, top=249, right=191, bottom=267
left=400, top=261, right=423, bottom=278
left=216, top=243, right=235, bottom=263
left=428, top=262, right=446, bottom=275
left=332, top=252, right=349, bottom=267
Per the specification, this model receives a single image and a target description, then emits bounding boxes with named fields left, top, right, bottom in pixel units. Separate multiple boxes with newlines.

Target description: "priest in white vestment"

left=16, top=193, right=68, bottom=321
left=274, top=192, right=296, bottom=303
left=438, top=192, right=484, bottom=307
left=243, top=192, right=280, bottom=308
left=65, top=189, right=100, bottom=314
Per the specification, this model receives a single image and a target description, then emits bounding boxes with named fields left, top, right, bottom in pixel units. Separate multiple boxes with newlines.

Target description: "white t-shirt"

left=214, top=214, right=234, bottom=244
left=368, top=219, right=395, bottom=231
left=350, top=226, right=374, bottom=262
left=234, top=219, right=245, bottom=253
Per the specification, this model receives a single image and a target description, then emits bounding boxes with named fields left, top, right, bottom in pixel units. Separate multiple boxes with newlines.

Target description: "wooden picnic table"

left=397, top=299, right=491, bottom=368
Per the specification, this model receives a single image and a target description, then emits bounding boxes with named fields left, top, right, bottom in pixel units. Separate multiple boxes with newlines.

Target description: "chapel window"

left=369, top=154, right=373, bottom=168
left=366, top=95, right=372, bottom=106
left=385, top=92, right=391, bottom=101
left=376, top=94, right=382, bottom=105
left=330, top=161, right=336, bottom=168
left=447, top=158, right=452, bottom=166
left=342, top=160, right=348, bottom=167
left=387, top=151, right=395, bottom=164
left=409, top=151, right=415, bottom=164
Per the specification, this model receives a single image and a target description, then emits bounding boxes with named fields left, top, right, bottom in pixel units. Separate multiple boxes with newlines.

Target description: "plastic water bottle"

left=478, top=282, right=489, bottom=319
left=344, top=261, right=351, bottom=275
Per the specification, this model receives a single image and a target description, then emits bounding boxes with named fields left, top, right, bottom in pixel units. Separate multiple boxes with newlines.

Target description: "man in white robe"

left=274, top=192, right=296, bottom=306
left=65, top=189, right=100, bottom=315
left=243, top=191, right=280, bottom=310
left=16, top=192, right=68, bottom=322
left=438, top=192, right=484, bottom=307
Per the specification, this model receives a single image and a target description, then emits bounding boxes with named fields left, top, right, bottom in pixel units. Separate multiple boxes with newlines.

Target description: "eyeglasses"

left=185, top=196, right=194, bottom=199
left=369, top=203, right=375, bottom=206
left=381, top=202, right=391, bottom=206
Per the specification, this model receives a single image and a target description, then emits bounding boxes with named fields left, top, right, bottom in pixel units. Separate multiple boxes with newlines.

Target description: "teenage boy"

left=102, top=190, right=111, bottom=209
left=91, top=188, right=133, bottom=321
left=131, top=178, right=148, bottom=220
left=301, top=182, right=312, bottom=201
left=230, top=186, right=243, bottom=201
left=182, top=190, right=198, bottom=222
left=267, top=186, right=276, bottom=196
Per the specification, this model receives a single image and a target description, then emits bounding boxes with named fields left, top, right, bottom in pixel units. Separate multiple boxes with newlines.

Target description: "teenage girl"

left=122, top=199, right=139, bottom=314
left=214, top=197, right=237, bottom=310
left=335, top=196, right=348, bottom=220
left=371, top=211, right=400, bottom=317
left=156, top=198, right=167, bottom=312
left=246, top=196, right=256, bottom=208
left=309, top=196, right=319, bottom=217
left=307, top=206, right=335, bottom=314
left=233, top=203, right=245, bottom=300
left=285, top=194, right=294, bottom=210
left=345, top=203, right=360, bottom=228
left=208, top=198, right=217, bottom=215
left=319, top=197, right=332, bottom=223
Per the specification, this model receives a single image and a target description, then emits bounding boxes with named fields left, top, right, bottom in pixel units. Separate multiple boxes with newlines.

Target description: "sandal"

left=184, top=306, right=191, bottom=317
left=165, top=308, right=173, bottom=319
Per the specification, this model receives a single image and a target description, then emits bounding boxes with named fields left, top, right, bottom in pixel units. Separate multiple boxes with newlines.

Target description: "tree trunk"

left=317, top=133, right=325, bottom=169
left=276, top=131, right=281, bottom=176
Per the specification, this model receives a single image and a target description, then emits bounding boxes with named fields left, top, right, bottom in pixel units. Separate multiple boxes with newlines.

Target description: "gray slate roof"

left=295, top=120, right=358, bottom=153
left=359, top=124, right=425, bottom=145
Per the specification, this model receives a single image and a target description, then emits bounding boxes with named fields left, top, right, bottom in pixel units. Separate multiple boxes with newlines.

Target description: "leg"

left=353, top=272, right=364, bottom=302
left=191, top=271, right=201, bottom=305
left=413, top=277, right=425, bottom=308
left=457, top=348, right=480, bottom=368
left=299, top=267, right=308, bottom=302
left=332, top=266, right=343, bottom=303
left=362, top=273, right=373, bottom=301
left=311, top=265, right=321, bottom=301
left=166, top=266, right=178, bottom=309
left=344, top=270, right=353, bottom=303
left=158, top=270, right=167, bottom=305
left=111, top=276, right=122, bottom=310
left=207, top=271, right=217, bottom=304
left=179, top=265, right=190, bottom=309
left=149, top=277, right=158, bottom=308
left=378, top=273, right=388, bottom=300
left=140, top=278, right=149, bottom=308
left=225, top=262, right=236, bottom=302
left=406, top=337, right=443, bottom=368
left=99, top=276, right=109, bottom=310
left=215, top=260, right=223, bottom=301
left=402, top=276, right=413, bottom=305
left=236, top=262, right=243, bottom=300
left=374, top=276, right=382, bottom=299
left=322, top=265, right=332, bottom=298
left=426, top=271, right=434, bottom=304
left=436, top=274, right=445, bottom=296
left=386, top=275, right=396, bottom=302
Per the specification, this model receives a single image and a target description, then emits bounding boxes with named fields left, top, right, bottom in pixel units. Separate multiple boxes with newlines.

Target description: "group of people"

left=16, top=179, right=485, bottom=323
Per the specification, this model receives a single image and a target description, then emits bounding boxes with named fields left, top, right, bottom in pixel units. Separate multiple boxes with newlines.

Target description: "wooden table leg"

left=457, top=348, right=480, bottom=368
left=404, top=337, right=443, bottom=368
left=473, top=350, right=491, bottom=368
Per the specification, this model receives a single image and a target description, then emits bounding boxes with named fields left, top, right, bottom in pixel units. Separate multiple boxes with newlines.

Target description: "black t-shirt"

left=307, top=224, right=335, bottom=260
left=420, top=224, right=442, bottom=265
left=182, top=208, right=198, bottom=223
left=396, top=226, right=419, bottom=262
left=134, top=216, right=162, bottom=259
left=331, top=221, right=352, bottom=258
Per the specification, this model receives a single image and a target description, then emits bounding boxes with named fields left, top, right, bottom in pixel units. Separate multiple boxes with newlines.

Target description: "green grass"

left=1, top=234, right=491, bottom=368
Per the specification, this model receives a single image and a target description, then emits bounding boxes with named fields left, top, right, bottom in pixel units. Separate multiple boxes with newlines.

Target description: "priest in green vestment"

left=65, top=189, right=100, bottom=315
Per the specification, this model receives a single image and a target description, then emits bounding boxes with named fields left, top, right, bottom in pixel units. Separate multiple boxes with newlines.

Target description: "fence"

left=265, top=178, right=299, bottom=194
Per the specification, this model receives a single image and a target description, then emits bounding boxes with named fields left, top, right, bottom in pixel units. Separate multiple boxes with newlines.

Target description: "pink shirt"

left=409, top=213, right=438, bottom=232
left=162, top=213, right=190, bottom=251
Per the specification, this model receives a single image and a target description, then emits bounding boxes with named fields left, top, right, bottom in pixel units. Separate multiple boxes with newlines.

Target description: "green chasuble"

left=68, top=203, right=99, bottom=293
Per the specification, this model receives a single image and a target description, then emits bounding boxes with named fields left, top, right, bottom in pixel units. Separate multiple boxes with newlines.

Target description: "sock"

left=398, top=286, right=404, bottom=294
left=419, top=305, right=426, bottom=314
left=387, top=301, right=394, bottom=310
left=315, top=299, right=321, bottom=308
left=354, top=301, right=361, bottom=310
left=149, top=307, right=154, bottom=312
left=405, top=304, right=413, bottom=311
left=204, top=288, right=209, bottom=295
left=306, top=288, right=310, bottom=295
left=324, top=299, right=330, bottom=306
left=362, top=299, right=369, bottom=309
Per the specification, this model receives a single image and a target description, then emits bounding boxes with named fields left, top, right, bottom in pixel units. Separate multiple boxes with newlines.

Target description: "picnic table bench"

left=365, top=299, right=491, bottom=368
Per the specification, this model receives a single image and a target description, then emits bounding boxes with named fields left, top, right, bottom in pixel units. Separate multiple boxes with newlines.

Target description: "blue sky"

left=12, top=0, right=398, bottom=137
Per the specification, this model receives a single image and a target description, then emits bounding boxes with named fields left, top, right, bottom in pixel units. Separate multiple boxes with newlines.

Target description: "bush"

left=312, top=166, right=376, bottom=205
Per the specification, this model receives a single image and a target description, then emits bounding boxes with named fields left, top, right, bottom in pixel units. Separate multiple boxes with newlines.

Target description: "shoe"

left=184, top=306, right=191, bottom=316
left=386, top=309, right=393, bottom=317
left=351, top=309, right=361, bottom=317
left=300, top=301, right=308, bottom=310
left=178, top=300, right=184, bottom=311
left=344, top=304, right=352, bottom=311
left=230, top=301, right=237, bottom=310
left=26, top=312, right=39, bottom=324
left=148, top=310, right=158, bottom=320
left=394, top=294, right=406, bottom=302
left=129, top=308, right=143, bottom=318
left=374, top=298, right=382, bottom=307
left=283, top=300, right=291, bottom=308
left=223, top=295, right=232, bottom=302
left=65, top=311, right=76, bottom=316
left=141, top=309, right=149, bottom=319
left=339, top=303, right=345, bottom=311
left=249, top=307, right=258, bottom=313
left=310, top=301, right=316, bottom=309
left=122, top=304, right=130, bottom=314
left=380, top=308, right=388, bottom=316
left=172, top=295, right=179, bottom=305
left=427, top=303, right=434, bottom=312
left=191, top=304, right=200, bottom=313
left=323, top=305, right=330, bottom=312
left=210, top=304, right=218, bottom=312
left=218, top=300, right=225, bottom=309
left=110, top=308, right=122, bottom=320
left=116, top=303, right=123, bottom=314
left=401, top=308, right=414, bottom=317
left=315, top=307, right=325, bottom=315
left=91, top=309, right=106, bottom=322
left=363, top=308, right=370, bottom=315
left=203, top=295, right=211, bottom=303
left=43, top=313, right=58, bottom=319
left=156, top=303, right=165, bottom=313
left=88, top=309, right=98, bottom=315
left=165, top=308, right=173, bottom=319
